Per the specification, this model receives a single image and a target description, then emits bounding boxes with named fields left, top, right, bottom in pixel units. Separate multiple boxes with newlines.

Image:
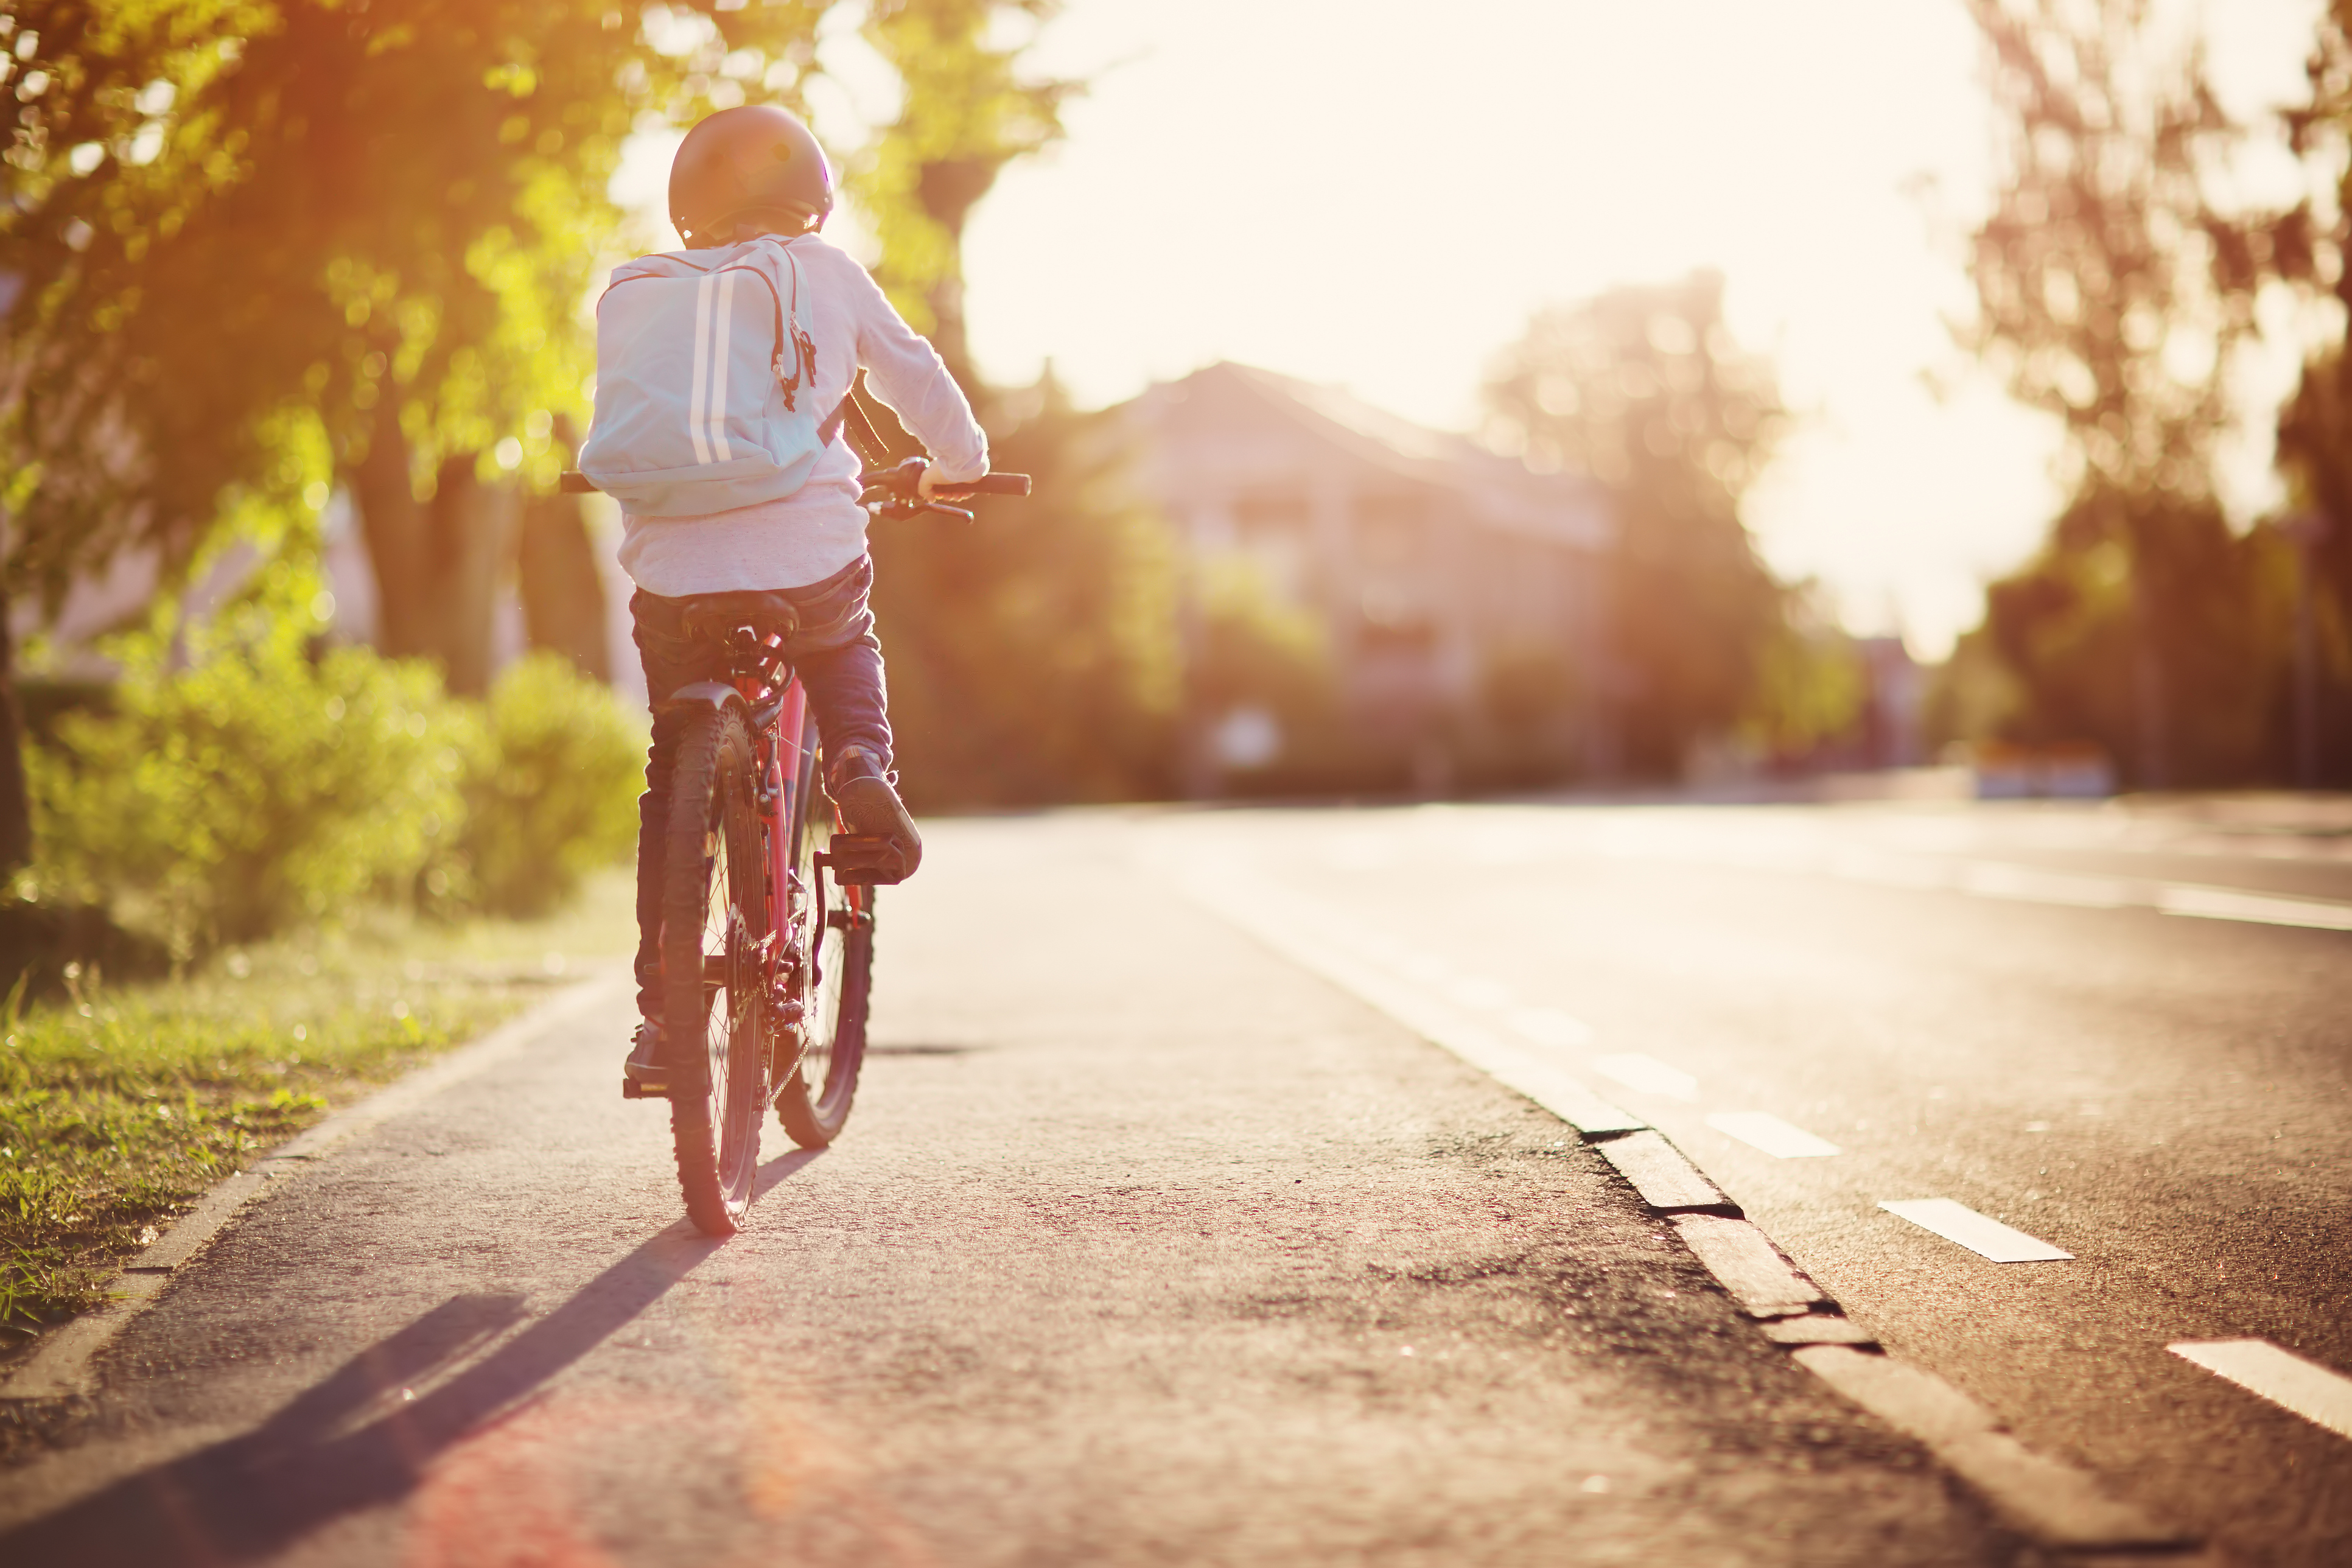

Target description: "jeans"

left=629, top=555, right=891, bottom=1018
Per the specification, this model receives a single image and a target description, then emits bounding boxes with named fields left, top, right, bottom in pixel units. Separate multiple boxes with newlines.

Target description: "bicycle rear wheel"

left=659, top=703, right=768, bottom=1234
left=775, top=735, right=873, bottom=1149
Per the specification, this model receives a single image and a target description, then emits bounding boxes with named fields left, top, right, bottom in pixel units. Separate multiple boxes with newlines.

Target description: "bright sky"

left=621, top=0, right=2331, bottom=659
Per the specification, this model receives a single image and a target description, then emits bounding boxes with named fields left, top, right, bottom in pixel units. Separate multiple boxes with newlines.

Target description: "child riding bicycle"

left=582, top=106, right=988, bottom=1083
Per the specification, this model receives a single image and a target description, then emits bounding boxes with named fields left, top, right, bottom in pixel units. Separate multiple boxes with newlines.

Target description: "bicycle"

left=561, top=454, right=1030, bottom=1234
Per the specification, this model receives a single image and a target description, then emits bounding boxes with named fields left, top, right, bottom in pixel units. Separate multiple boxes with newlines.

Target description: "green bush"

left=449, top=652, right=643, bottom=917
left=30, top=624, right=469, bottom=959
left=28, top=630, right=646, bottom=954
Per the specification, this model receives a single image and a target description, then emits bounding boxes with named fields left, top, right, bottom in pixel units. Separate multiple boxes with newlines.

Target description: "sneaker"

left=625, top=1019, right=665, bottom=1082
left=828, top=745, right=922, bottom=880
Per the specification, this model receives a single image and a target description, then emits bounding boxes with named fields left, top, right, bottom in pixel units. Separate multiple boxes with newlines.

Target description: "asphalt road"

left=0, top=797, right=2345, bottom=1566
left=1158, top=794, right=2352, bottom=1567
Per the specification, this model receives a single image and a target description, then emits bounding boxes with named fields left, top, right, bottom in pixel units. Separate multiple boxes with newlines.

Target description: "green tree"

left=873, top=374, right=1178, bottom=806
left=2269, top=1, right=2352, bottom=783
left=7, top=0, right=1172, bottom=840
left=853, top=0, right=1071, bottom=378
left=852, top=1, right=1178, bottom=805
left=1482, top=270, right=1789, bottom=778
left=1741, top=589, right=1868, bottom=764
left=1955, top=0, right=2311, bottom=784
left=0, top=0, right=827, bottom=850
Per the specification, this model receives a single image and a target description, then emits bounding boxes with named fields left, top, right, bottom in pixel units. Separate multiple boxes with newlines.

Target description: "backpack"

left=578, top=236, right=834, bottom=516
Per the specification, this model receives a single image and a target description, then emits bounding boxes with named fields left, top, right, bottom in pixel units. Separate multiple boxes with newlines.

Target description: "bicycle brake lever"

left=872, top=498, right=975, bottom=523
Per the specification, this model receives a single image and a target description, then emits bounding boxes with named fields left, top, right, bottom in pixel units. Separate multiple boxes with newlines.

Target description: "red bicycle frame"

left=719, top=628, right=878, bottom=1079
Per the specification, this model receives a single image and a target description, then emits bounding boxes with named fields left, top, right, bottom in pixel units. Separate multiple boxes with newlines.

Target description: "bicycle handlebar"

left=558, top=464, right=1032, bottom=513
left=941, top=472, right=1032, bottom=497
left=856, top=457, right=1031, bottom=521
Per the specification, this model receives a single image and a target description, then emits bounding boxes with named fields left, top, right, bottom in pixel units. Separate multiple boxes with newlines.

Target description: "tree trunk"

left=0, top=614, right=33, bottom=875
left=434, top=463, right=517, bottom=698
left=916, top=156, right=998, bottom=387
left=351, top=423, right=437, bottom=662
left=348, top=427, right=518, bottom=696
left=517, top=491, right=610, bottom=683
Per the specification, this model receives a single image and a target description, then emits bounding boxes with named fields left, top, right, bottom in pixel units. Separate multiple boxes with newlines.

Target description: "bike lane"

left=1, top=812, right=2014, bottom=1567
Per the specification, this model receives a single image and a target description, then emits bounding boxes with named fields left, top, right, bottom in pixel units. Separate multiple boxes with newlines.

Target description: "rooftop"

left=1127, top=362, right=1613, bottom=553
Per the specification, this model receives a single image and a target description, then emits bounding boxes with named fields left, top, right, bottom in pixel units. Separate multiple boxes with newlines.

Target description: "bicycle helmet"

left=668, top=105, right=834, bottom=248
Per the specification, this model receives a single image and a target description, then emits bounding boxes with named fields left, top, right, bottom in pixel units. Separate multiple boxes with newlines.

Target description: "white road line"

left=1593, top=1053, right=1699, bottom=1101
left=1673, top=1215, right=1825, bottom=1317
left=1829, top=853, right=2352, bottom=933
left=1795, top=1345, right=2185, bottom=1549
left=1173, top=863, right=1647, bottom=1136
left=1507, top=1007, right=1594, bottom=1049
left=1444, top=976, right=1514, bottom=1011
left=1598, top=1130, right=1730, bottom=1212
left=2156, top=884, right=2352, bottom=933
left=1880, top=1199, right=2073, bottom=1262
left=1955, top=860, right=2133, bottom=909
left=2169, top=1339, right=2352, bottom=1440
left=1577, top=822, right=2352, bottom=937
left=1707, top=1111, right=1841, bottom=1158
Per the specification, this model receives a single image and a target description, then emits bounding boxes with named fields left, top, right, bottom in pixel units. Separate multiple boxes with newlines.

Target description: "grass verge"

left=0, top=869, right=634, bottom=1346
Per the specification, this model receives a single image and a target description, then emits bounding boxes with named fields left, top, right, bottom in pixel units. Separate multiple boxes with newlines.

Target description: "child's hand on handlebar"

left=858, top=456, right=1030, bottom=514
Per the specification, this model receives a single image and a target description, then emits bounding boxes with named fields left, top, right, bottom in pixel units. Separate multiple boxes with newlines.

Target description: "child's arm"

left=843, top=261, right=989, bottom=486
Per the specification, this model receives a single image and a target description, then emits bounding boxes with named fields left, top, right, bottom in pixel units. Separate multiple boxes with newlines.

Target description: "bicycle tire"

left=659, top=702, right=768, bottom=1235
left=775, top=733, right=873, bottom=1148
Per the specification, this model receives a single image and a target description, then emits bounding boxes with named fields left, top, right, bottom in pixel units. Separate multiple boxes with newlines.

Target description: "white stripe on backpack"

left=687, top=273, right=716, bottom=466
left=707, top=268, right=737, bottom=463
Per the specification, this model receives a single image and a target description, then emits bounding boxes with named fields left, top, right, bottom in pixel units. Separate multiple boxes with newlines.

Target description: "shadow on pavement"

left=0, top=1147, right=824, bottom=1567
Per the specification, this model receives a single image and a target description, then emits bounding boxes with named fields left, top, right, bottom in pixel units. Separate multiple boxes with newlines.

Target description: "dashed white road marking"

left=1706, top=1110, right=1841, bottom=1158
left=1880, top=1199, right=2073, bottom=1262
left=1350, top=811, right=2352, bottom=936
left=2156, top=884, right=2352, bottom=933
left=1507, top=1007, right=1594, bottom=1048
left=1953, top=859, right=2133, bottom=909
left=2169, top=1339, right=2352, bottom=1440
left=1594, top=1053, right=1699, bottom=1101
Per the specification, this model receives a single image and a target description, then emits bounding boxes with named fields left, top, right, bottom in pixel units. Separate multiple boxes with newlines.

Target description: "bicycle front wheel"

left=775, top=735, right=873, bottom=1149
left=659, top=702, right=768, bottom=1235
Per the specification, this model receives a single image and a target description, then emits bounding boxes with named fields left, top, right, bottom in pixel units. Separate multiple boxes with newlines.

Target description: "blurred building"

left=1122, top=362, right=1615, bottom=794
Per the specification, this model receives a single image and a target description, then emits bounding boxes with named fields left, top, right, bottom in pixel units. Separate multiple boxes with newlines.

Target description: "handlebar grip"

left=947, top=472, right=1031, bottom=497
left=559, top=471, right=599, bottom=494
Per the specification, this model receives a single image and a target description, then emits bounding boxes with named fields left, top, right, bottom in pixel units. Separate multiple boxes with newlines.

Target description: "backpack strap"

left=757, top=236, right=819, bottom=411
left=820, top=387, right=892, bottom=468
left=710, top=237, right=810, bottom=410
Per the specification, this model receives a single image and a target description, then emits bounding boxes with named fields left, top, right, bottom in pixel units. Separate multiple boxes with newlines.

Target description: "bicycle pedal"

left=621, top=1076, right=669, bottom=1099
left=818, top=834, right=906, bottom=886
